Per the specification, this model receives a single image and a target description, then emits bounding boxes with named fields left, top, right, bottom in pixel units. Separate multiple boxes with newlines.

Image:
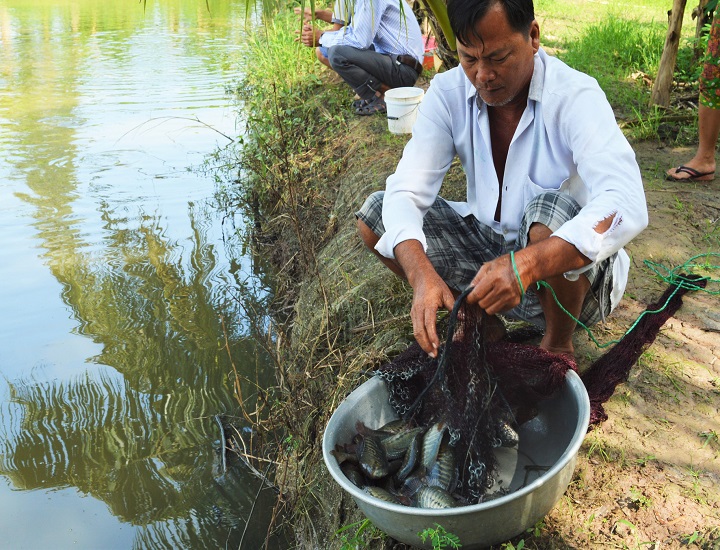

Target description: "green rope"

left=510, top=250, right=525, bottom=297
left=534, top=252, right=720, bottom=349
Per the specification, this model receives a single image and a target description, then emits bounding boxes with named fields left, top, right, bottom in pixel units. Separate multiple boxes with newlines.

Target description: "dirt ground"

left=512, top=140, right=720, bottom=549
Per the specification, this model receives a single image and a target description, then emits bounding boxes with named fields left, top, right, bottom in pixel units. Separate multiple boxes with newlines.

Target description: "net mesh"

left=582, top=273, right=707, bottom=425
left=375, top=303, right=574, bottom=503
left=374, top=274, right=705, bottom=503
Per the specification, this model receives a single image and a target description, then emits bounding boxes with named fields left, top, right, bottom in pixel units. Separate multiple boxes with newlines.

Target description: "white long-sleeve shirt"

left=376, top=47, right=648, bottom=310
left=319, top=0, right=423, bottom=63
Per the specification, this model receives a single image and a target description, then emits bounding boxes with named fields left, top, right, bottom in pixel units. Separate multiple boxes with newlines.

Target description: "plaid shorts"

left=356, top=190, right=616, bottom=328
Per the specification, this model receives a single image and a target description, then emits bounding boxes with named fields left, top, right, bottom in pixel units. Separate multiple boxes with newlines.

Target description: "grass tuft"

left=558, top=16, right=665, bottom=119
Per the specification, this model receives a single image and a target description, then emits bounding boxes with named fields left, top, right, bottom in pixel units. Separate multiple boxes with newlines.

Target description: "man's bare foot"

left=539, top=336, right=574, bottom=357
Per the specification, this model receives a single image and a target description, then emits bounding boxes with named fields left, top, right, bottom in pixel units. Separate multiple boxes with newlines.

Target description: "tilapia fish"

left=333, top=418, right=471, bottom=509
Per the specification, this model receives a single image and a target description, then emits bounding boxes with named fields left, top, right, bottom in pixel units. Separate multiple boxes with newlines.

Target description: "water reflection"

left=0, top=0, right=285, bottom=547
left=1, top=367, right=263, bottom=532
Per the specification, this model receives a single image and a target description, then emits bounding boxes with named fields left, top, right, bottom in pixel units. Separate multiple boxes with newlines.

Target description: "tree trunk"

left=651, top=0, right=688, bottom=107
left=694, top=0, right=711, bottom=60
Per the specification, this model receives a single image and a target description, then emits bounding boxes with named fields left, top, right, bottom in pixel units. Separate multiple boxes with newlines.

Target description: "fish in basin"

left=331, top=417, right=505, bottom=509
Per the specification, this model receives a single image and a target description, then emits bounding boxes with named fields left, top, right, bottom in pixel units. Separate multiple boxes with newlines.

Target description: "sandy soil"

left=509, top=141, right=720, bottom=549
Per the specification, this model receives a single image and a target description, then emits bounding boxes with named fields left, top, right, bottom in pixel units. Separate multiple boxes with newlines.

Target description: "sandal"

left=352, top=97, right=372, bottom=109
left=665, top=165, right=715, bottom=182
left=355, top=95, right=386, bottom=116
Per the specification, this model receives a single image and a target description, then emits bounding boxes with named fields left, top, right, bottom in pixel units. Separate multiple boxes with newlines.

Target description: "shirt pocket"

left=522, top=174, right=563, bottom=206
left=523, top=173, right=587, bottom=208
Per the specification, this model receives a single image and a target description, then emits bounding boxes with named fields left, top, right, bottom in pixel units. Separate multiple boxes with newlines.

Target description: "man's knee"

left=520, top=190, right=581, bottom=247
left=528, top=221, right=552, bottom=244
left=315, top=47, right=331, bottom=67
left=356, top=191, right=385, bottom=248
left=327, top=45, right=352, bottom=70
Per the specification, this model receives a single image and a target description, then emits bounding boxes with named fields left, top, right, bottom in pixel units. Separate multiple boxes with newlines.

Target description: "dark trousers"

left=327, top=45, right=419, bottom=100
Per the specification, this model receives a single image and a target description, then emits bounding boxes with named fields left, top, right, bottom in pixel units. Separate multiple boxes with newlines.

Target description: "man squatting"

left=357, top=0, right=648, bottom=357
left=298, top=0, right=424, bottom=115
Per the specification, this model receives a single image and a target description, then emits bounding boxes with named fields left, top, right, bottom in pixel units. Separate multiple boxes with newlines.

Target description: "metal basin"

left=322, top=371, right=590, bottom=549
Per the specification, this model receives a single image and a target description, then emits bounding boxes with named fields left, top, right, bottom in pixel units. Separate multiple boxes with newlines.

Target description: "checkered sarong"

left=356, top=190, right=615, bottom=328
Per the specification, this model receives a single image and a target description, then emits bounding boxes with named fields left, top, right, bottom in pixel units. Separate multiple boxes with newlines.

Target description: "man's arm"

left=320, top=0, right=377, bottom=49
left=374, top=73, right=460, bottom=357
left=294, top=6, right=335, bottom=23
left=541, top=59, right=648, bottom=272
left=467, top=226, right=607, bottom=315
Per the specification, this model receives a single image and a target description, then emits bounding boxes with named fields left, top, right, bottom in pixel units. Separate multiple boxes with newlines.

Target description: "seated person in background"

left=356, top=0, right=648, bottom=357
left=297, top=0, right=424, bottom=115
left=295, top=2, right=347, bottom=69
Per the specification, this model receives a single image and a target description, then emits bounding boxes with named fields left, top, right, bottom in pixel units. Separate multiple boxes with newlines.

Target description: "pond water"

left=0, top=1, right=287, bottom=548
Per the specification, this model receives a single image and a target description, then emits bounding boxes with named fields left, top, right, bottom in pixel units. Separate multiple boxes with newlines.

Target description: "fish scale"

left=427, top=443, right=457, bottom=491
left=357, top=435, right=390, bottom=479
left=395, top=431, right=422, bottom=482
left=415, top=485, right=457, bottom=509
left=381, top=426, right=425, bottom=460
left=365, top=486, right=402, bottom=504
left=420, top=422, right=447, bottom=470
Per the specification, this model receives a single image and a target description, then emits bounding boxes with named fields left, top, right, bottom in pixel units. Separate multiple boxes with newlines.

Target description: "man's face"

left=457, top=3, right=539, bottom=108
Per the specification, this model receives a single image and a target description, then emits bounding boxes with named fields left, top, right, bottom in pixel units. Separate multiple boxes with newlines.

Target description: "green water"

left=0, top=1, right=286, bottom=547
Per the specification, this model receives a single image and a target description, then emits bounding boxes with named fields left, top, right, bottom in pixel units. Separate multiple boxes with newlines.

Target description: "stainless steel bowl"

left=322, top=371, right=590, bottom=549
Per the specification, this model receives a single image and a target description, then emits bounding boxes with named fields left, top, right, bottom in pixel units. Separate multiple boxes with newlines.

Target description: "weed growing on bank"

left=229, top=11, right=348, bottom=207
left=225, top=10, right=353, bottom=314
left=218, top=9, right=366, bottom=543
left=219, top=7, right=420, bottom=546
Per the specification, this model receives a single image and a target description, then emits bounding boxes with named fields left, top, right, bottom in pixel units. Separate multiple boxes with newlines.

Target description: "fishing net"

left=374, top=274, right=707, bottom=504
left=582, top=273, right=708, bottom=425
left=375, top=287, right=575, bottom=503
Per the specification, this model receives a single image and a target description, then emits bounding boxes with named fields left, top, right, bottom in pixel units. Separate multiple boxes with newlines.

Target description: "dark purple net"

left=375, top=299, right=575, bottom=502
left=374, top=275, right=706, bottom=502
left=582, top=274, right=707, bottom=426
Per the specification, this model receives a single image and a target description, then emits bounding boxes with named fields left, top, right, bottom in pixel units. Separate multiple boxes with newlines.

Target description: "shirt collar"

left=466, top=47, right=546, bottom=107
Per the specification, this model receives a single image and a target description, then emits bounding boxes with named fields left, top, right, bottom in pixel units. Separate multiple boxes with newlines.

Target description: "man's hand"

left=467, top=253, right=524, bottom=315
left=467, top=235, right=593, bottom=316
left=293, top=6, right=313, bottom=21
left=410, top=271, right=456, bottom=358
left=295, top=23, right=323, bottom=47
left=394, top=240, right=455, bottom=358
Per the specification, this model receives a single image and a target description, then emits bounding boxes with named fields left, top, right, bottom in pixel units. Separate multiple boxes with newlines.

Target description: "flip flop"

left=355, top=96, right=386, bottom=116
left=665, top=165, right=715, bottom=182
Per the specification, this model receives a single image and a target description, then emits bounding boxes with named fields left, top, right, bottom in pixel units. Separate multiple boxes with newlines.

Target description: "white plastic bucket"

left=384, top=87, right=424, bottom=134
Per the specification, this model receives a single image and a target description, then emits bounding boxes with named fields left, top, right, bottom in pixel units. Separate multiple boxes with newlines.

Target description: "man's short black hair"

left=448, top=0, right=535, bottom=47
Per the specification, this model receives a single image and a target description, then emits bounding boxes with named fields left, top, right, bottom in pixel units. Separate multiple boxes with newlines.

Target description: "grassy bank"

left=222, top=2, right=717, bottom=548
left=222, top=9, right=420, bottom=546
